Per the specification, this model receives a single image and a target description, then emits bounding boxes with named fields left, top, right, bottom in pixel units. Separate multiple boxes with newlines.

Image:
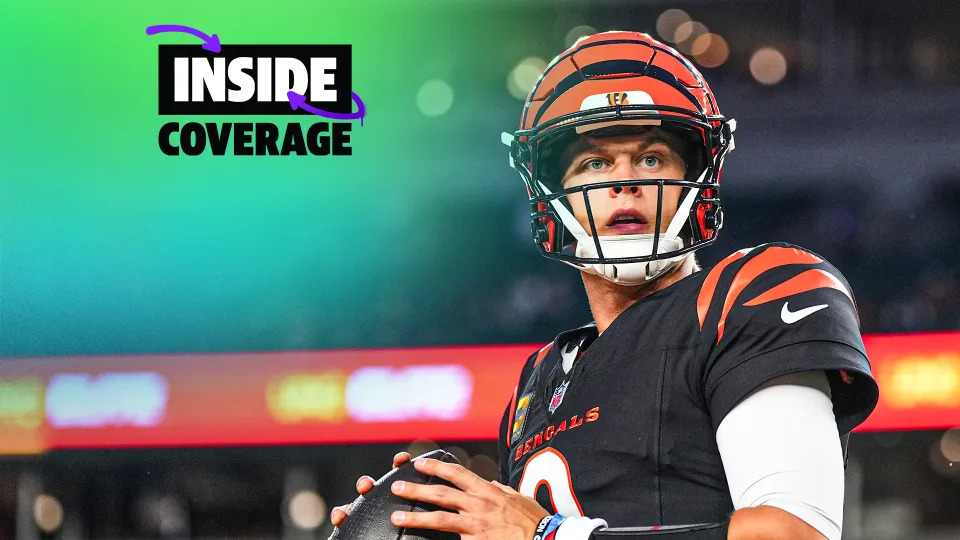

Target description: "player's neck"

left=582, top=255, right=696, bottom=334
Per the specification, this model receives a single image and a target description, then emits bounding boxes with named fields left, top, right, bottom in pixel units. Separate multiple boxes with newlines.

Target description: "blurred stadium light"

left=33, top=494, right=63, bottom=534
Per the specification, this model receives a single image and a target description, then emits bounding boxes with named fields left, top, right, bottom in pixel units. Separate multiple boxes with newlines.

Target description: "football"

left=328, top=449, right=462, bottom=540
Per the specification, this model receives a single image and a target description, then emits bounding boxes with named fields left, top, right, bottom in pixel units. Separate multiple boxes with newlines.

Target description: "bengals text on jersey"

left=497, top=242, right=879, bottom=527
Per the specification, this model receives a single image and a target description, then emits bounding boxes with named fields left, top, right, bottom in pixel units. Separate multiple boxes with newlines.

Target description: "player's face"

left=560, top=129, right=686, bottom=236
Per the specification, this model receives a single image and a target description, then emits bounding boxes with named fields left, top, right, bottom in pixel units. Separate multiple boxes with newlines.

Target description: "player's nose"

left=608, top=184, right=642, bottom=197
left=607, top=157, right=644, bottom=197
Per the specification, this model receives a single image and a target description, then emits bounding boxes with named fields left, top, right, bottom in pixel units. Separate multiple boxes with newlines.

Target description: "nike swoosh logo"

left=781, top=302, right=829, bottom=324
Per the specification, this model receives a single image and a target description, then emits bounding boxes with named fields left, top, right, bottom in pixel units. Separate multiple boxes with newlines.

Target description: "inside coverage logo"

left=148, top=25, right=365, bottom=156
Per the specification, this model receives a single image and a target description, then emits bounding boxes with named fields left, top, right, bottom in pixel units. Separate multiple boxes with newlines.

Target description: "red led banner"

left=0, top=333, right=957, bottom=453
left=0, top=346, right=530, bottom=453
left=857, top=332, right=960, bottom=432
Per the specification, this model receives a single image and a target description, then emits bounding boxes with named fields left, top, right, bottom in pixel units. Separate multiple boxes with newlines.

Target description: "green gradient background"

left=1, top=0, right=572, bottom=355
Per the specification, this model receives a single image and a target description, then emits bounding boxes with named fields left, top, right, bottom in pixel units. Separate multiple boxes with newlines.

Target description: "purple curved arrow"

left=146, top=24, right=220, bottom=53
left=287, top=91, right=366, bottom=126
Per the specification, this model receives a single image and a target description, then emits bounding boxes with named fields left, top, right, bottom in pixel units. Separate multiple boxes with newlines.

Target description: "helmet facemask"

left=504, top=31, right=735, bottom=285
left=509, top=108, right=732, bottom=285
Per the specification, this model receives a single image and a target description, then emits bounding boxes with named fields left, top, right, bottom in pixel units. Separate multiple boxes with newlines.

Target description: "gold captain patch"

left=510, top=392, right=534, bottom=445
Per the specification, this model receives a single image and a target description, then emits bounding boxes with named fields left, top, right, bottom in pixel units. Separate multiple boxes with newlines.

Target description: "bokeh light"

left=508, top=57, right=548, bottom=100
left=674, top=21, right=710, bottom=55
left=911, top=39, right=945, bottom=81
left=416, top=79, right=455, bottom=117
left=565, top=25, right=597, bottom=48
left=446, top=445, right=470, bottom=467
left=468, top=454, right=500, bottom=481
left=689, top=32, right=712, bottom=56
left=407, top=438, right=439, bottom=458
left=288, top=490, right=327, bottom=530
left=693, top=33, right=730, bottom=68
left=34, top=494, right=64, bottom=533
left=656, top=9, right=690, bottom=43
left=940, top=427, right=960, bottom=462
left=156, top=497, right=188, bottom=535
left=929, top=439, right=960, bottom=479
left=749, top=47, right=788, bottom=85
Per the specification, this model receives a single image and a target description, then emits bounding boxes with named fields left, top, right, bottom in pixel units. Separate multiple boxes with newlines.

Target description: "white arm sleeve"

left=715, top=370, right=843, bottom=540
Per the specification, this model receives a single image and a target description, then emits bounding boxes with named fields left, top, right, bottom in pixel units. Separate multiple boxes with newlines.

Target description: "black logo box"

left=158, top=45, right=352, bottom=115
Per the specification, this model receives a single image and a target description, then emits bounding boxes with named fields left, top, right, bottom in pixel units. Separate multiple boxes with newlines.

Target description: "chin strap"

left=665, top=168, right=708, bottom=240
left=537, top=167, right=708, bottom=285
left=505, top=118, right=736, bottom=285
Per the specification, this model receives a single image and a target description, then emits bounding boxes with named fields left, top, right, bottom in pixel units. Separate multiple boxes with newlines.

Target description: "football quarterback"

left=332, top=31, right=879, bottom=540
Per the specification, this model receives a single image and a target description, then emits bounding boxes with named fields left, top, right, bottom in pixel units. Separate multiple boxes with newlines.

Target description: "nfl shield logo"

left=548, top=381, right=569, bottom=414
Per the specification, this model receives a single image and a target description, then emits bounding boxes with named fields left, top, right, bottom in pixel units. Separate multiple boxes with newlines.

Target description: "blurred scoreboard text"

left=0, top=333, right=957, bottom=454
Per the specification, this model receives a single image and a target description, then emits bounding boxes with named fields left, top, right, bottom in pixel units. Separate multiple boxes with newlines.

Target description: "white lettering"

left=191, top=57, right=225, bottom=102
left=310, top=58, right=337, bottom=102
left=227, top=57, right=255, bottom=102
left=173, top=57, right=189, bottom=102
left=256, top=57, right=272, bottom=102
left=274, top=57, right=309, bottom=101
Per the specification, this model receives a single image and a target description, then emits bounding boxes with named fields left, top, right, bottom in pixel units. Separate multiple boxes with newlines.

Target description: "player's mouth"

left=606, top=208, right=649, bottom=234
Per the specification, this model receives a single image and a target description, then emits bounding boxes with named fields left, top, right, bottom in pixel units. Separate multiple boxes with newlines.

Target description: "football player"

left=330, top=31, right=879, bottom=540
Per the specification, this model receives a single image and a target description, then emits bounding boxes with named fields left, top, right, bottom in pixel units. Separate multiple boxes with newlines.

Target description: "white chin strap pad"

left=574, top=233, right=685, bottom=285
left=538, top=170, right=707, bottom=285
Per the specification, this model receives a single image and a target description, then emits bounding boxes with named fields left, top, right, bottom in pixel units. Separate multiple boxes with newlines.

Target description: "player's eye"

left=640, top=155, right=660, bottom=168
left=582, top=158, right=606, bottom=171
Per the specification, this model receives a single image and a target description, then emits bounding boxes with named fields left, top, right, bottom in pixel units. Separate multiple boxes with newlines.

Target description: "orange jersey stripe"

left=743, top=268, right=853, bottom=307
left=533, top=342, right=554, bottom=367
left=716, top=247, right=823, bottom=343
left=697, top=249, right=748, bottom=330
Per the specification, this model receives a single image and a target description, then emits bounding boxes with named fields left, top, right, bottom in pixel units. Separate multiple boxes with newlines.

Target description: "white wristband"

left=555, top=516, right=608, bottom=540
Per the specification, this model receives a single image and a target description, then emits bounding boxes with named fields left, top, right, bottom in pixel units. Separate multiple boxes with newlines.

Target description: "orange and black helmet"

left=505, top=31, right=735, bottom=276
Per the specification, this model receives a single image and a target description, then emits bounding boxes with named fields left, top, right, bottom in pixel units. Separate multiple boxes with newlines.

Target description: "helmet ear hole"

left=533, top=221, right=549, bottom=243
left=708, top=207, right=723, bottom=231
left=534, top=202, right=558, bottom=252
left=695, top=194, right=722, bottom=240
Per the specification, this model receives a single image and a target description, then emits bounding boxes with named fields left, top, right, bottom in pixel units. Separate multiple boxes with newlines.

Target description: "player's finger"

left=330, top=505, right=348, bottom=526
left=390, top=509, right=472, bottom=533
left=392, top=451, right=411, bottom=468
left=413, top=458, right=491, bottom=494
left=391, top=480, right=476, bottom=511
left=356, top=475, right=375, bottom=494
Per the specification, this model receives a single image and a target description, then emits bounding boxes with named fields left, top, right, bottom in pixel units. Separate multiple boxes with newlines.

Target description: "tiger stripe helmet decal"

left=506, top=31, right=735, bottom=283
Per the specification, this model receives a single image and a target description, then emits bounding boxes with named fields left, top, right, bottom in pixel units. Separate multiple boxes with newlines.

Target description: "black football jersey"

left=497, top=243, right=879, bottom=527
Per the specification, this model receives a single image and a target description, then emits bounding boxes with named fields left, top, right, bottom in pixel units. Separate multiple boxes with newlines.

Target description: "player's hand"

left=389, top=457, right=550, bottom=540
left=329, top=451, right=411, bottom=526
